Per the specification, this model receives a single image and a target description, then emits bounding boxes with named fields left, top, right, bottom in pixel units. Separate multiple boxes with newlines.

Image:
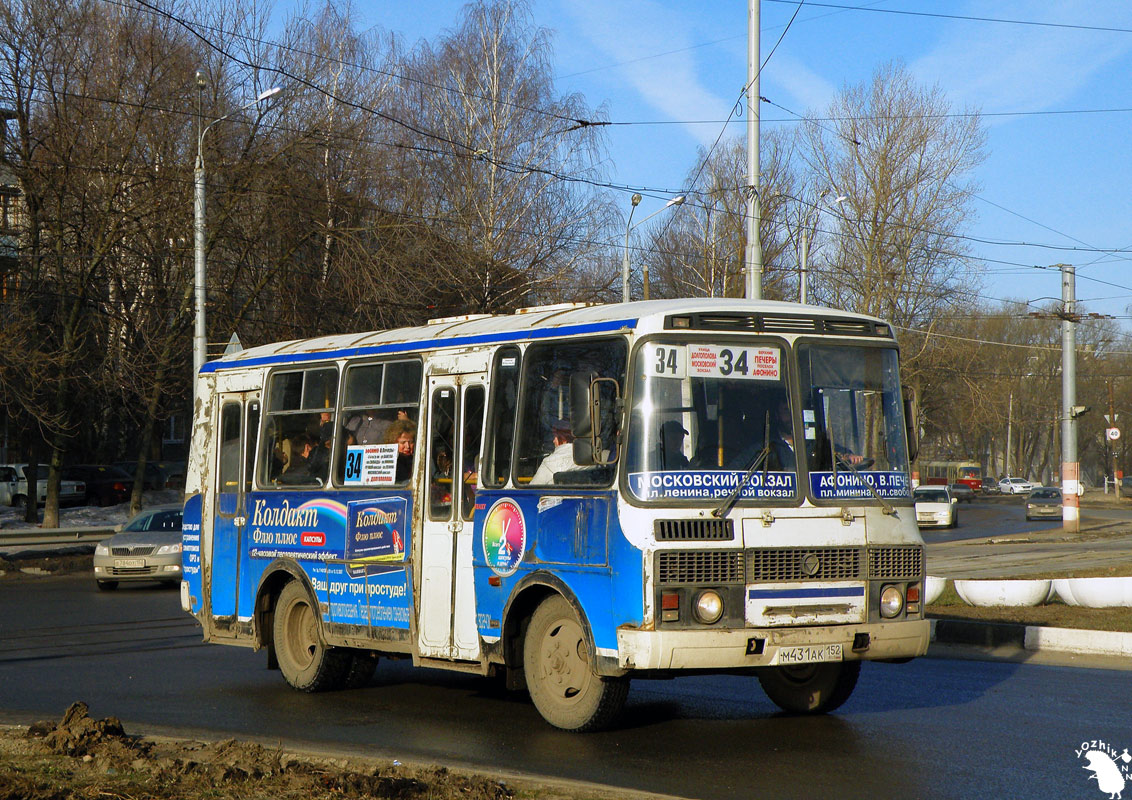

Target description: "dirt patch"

left=0, top=703, right=635, bottom=800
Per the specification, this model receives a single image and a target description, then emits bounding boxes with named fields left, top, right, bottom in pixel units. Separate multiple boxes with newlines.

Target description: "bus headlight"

left=880, top=585, right=905, bottom=618
left=693, top=590, right=724, bottom=624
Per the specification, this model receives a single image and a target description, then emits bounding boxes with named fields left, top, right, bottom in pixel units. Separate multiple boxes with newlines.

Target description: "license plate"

left=115, top=558, right=145, bottom=568
left=772, top=643, right=843, bottom=666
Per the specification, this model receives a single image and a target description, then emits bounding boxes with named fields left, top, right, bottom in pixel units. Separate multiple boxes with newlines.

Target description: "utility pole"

left=1028, top=265, right=1097, bottom=531
left=1109, top=379, right=1121, bottom=499
left=1060, top=264, right=1079, bottom=532
left=1005, top=391, right=1012, bottom=477
left=744, top=0, right=763, bottom=299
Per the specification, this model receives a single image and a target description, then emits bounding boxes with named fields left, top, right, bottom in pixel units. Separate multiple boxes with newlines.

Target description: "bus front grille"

left=749, top=548, right=863, bottom=582
left=654, top=519, right=734, bottom=541
left=656, top=551, right=745, bottom=585
left=868, top=545, right=923, bottom=579
left=656, top=545, right=923, bottom=586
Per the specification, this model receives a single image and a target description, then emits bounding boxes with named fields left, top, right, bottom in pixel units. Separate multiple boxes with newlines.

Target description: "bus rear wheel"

left=523, top=595, right=628, bottom=732
left=274, top=580, right=350, bottom=692
left=758, top=660, right=860, bottom=714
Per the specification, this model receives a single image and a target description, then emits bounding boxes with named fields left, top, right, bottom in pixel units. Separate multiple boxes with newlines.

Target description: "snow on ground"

left=0, top=490, right=184, bottom=530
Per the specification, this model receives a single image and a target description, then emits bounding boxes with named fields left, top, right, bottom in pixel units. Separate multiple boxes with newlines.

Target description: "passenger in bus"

left=539, top=368, right=572, bottom=448
left=307, top=430, right=331, bottom=482
left=659, top=420, right=690, bottom=470
left=431, top=447, right=453, bottom=507
left=769, top=400, right=798, bottom=471
left=346, top=410, right=389, bottom=445
left=385, top=419, right=416, bottom=483
left=530, top=419, right=584, bottom=485
left=279, top=433, right=316, bottom=484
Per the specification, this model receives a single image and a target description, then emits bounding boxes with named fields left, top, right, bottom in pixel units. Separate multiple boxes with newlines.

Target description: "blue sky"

left=324, top=1, right=1132, bottom=325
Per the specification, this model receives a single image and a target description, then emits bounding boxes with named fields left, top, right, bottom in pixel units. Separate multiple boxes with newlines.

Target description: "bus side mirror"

left=570, top=372, right=619, bottom=467
left=903, top=385, right=920, bottom=463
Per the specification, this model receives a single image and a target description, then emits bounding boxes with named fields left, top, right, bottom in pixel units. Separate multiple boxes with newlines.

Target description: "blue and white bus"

left=181, top=298, right=928, bottom=731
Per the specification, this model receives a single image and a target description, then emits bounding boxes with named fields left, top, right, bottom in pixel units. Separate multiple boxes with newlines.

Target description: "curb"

left=930, top=618, right=1132, bottom=658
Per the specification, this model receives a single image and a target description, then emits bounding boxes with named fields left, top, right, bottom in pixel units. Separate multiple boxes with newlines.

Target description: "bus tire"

left=522, top=595, right=628, bottom=732
left=273, top=580, right=349, bottom=692
left=757, top=660, right=860, bottom=714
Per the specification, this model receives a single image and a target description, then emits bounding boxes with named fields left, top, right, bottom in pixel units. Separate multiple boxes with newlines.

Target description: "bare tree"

left=645, top=130, right=797, bottom=301
left=383, top=0, right=615, bottom=318
left=798, top=61, right=986, bottom=337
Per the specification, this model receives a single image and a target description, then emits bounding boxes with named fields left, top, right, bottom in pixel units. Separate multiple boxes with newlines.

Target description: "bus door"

left=209, top=392, right=259, bottom=624
left=418, top=373, right=486, bottom=660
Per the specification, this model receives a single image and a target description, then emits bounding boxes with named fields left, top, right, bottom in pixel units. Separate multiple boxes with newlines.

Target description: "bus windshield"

left=796, top=343, right=911, bottom=500
left=625, top=341, right=798, bottom=503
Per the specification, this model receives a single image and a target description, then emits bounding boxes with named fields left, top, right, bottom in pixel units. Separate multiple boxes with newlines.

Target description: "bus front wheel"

left=758, top=660, right=861, bottom=714
left=274, top=580, right=350, bottom=692
left=522, top=595, right=628, bottom=732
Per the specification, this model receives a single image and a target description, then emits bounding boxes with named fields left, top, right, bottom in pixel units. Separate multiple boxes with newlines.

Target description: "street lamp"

left=621, top=194, right=685, bottom=303
left=799, top=191, right=846, bottom=304
left=193, top=75, right=282, bottom=387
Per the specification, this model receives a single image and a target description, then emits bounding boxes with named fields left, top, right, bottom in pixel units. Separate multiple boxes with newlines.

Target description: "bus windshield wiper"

left=713, top=412, right=771, bottom=519
left=827, top=414, right=894, bottom=515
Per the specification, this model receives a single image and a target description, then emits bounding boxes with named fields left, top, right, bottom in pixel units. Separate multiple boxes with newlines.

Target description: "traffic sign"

left=1106, top=427, right=1120, bottom=441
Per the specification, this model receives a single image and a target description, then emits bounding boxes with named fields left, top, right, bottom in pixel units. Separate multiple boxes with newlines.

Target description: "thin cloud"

left=765, top=53, right=838, bottom=120
left=913, top=0, right=1132, bottom=116
left=562, top=0, right=732, bottom=146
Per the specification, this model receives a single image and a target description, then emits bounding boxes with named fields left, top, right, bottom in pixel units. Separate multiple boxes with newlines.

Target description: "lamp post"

left=799, top=192, right=846, bottom=304
left=193, top=75, right=282, bottom=387
left=621, top=194, right=685, bottom=303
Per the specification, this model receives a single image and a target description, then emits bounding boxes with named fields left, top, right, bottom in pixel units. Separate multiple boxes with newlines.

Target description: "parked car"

left=947, top=483, right=976, bottom=503
left=1026, top=487, right=1063, bottom=520
left=0, top=464, right=86, bottom=508
left=981, top=477, right=1001, bottom=495
left=914, top=486, right=958, bottom=528
left=62, top=465, right=133, bottom=507
left=93, top=503, right=183, bottom=590
left=154, top=461, right=186, bottom=489
left=114, top=461, right=185, bottom=491
left=998, top=476, right=1036, bottom=495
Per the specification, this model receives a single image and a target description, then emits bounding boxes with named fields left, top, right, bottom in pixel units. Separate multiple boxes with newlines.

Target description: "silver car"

left=93, top=504, right=183, bottom=590
left=1026, top=487, right=1063, bottom=520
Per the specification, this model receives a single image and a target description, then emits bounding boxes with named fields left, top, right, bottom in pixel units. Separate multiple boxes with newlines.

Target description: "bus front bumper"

left=615, top=619, right=930, bottom=671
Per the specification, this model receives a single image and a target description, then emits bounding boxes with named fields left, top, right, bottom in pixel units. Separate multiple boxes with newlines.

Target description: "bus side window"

left=514, top=338, right=627, bottom=486
left=337, top=359, right=423, bottom=484
left=483, top=347, right=520, bottom=487
left=259, top=367, right=338, bottom=488
left=218, top=403, right=241, bottom=492
left=460, top=386, right=485, bottom=520
left=428, top=388, right=456, bottom=520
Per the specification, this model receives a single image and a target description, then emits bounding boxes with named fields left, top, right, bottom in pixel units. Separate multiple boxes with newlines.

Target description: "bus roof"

left=201, top=298, right=893, bottom=374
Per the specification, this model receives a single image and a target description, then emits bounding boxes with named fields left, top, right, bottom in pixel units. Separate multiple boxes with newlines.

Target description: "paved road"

left=1, top=575, right=1130, bottom=799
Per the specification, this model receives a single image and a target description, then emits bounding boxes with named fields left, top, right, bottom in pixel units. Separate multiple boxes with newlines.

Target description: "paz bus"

left=181, top=298, right=929, bottom=731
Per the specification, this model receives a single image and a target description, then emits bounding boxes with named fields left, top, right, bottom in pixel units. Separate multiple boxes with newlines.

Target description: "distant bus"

left=922, top=461, right=982, bottom=491
left=181, top=298, right=928, bottom=731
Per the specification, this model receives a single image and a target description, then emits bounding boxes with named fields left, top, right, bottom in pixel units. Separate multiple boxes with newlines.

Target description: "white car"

left=0, top=464, right=86, bottom=508
left=913, top=486, right=958, bottom=528
left=998, top=476, right=1035, bottom=495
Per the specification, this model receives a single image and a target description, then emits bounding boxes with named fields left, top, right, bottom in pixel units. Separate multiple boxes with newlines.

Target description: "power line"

left=764, top=1, right=1132, bottom=36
